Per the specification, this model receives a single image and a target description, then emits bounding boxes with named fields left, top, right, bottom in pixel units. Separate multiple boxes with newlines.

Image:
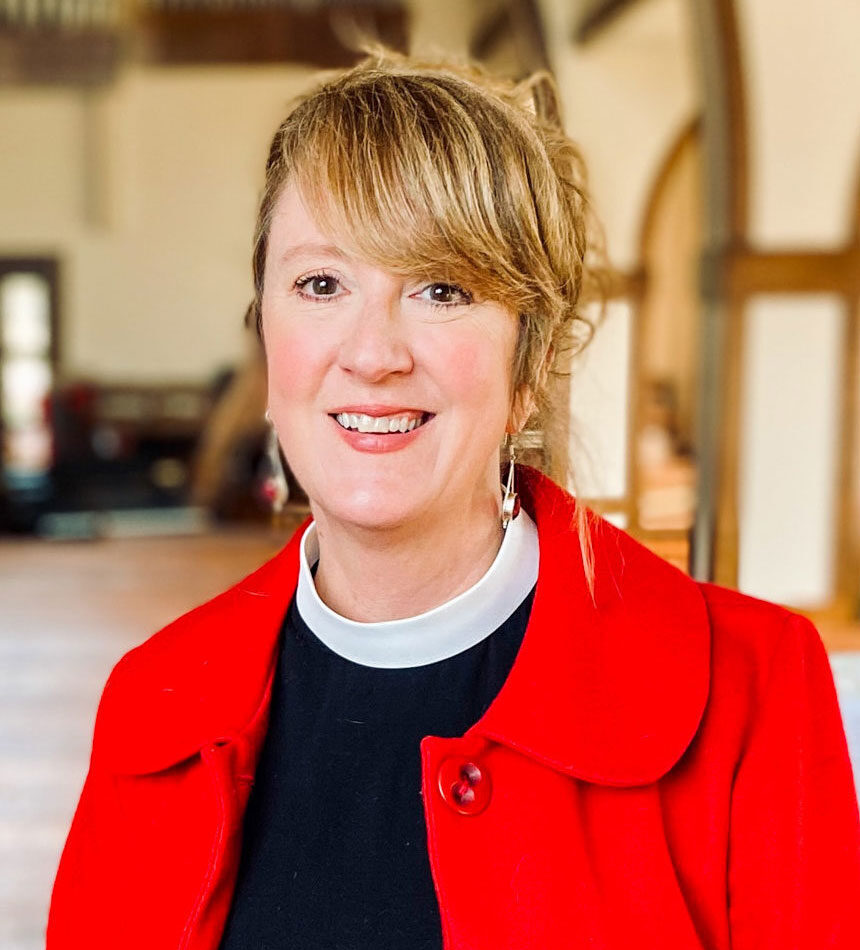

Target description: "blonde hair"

left=248, top=47, right=605, bottom=432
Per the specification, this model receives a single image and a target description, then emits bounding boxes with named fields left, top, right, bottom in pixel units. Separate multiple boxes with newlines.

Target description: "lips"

left=327, top=406, right=435, bottom=453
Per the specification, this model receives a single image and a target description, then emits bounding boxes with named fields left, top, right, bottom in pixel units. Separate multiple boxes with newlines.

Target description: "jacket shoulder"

left=106, top=538, right=292, bottom=682
left=91, top=526, right=306, bottom=774
left=695, top=580, right=833, bottom=710
left=697, top=581, right=824, bottom=656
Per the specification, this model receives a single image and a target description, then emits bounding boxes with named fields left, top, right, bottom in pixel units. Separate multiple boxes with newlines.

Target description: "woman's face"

left=261, top=182, right=519, bottom=533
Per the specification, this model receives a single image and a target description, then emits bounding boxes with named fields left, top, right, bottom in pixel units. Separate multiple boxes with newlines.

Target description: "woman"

left=48, top=49, right=860, bottom=949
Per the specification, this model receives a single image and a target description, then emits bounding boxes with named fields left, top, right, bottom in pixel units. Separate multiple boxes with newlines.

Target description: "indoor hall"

left=1, top=1, right=859, bottom=948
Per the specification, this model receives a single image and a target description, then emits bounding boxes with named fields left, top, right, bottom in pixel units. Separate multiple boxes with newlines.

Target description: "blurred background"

left=0, top=1, right=858, bottom=946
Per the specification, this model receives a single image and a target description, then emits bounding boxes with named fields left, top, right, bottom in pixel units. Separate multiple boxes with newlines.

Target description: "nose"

left=337, top=292, right=414, bottom=382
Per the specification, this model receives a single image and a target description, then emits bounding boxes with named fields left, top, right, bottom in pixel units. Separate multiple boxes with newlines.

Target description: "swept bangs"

left=284, top=70, right=552, bottom=318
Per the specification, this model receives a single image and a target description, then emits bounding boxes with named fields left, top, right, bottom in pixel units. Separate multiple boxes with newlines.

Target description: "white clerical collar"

left=295, top=509, right=539, bottom=669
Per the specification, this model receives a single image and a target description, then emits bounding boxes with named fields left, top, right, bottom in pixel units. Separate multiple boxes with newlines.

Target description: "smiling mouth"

left=331, top=411, right=433, bottom=434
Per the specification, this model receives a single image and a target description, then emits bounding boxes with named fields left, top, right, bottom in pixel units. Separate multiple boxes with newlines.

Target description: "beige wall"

left=739, top=294, right=845, bottom=606
left=542, top=0, right=699, bottom=270
left=0, top=89, right=87, bottom=240
left=0, top=64, right=313, bottom=383
left=736, top=0, right=860, bottom=248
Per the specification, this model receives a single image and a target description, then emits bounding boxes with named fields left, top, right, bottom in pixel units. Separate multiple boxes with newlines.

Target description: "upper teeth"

left=335, top=412, right=424, bottom=433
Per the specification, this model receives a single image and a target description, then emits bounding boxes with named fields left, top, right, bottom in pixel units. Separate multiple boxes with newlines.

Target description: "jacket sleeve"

left=46, top=762, right=123, bottom=947
left=46, top=662, right=129, bottom=949
left=728, top=611, right=860, bottom=947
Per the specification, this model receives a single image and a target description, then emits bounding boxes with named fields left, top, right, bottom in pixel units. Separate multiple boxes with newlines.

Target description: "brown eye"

left=296, top=273, right=340, bottom=298
left=311, top=276, right=336, bottom=295
left=423, top=283, right=472, bottom=306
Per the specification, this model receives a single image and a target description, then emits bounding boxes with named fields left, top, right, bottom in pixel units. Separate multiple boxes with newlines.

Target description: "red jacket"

left=48, top=467, right=860, bottom=948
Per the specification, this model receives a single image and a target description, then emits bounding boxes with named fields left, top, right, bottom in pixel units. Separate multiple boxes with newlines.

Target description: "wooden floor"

left=1, top=524, right=858, bottom=949
left=0, top=525, right=298, bottom=950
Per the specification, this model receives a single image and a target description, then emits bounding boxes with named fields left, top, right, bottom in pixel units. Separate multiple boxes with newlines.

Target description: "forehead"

left=267, top=182, right=337, bottom=258
left=265, top=180, right=450, bottom=286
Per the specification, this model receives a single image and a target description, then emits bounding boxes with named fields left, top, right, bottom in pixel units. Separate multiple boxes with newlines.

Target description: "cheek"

left=263, top=318, right=326, bottom=401
left=439, top=335, right=513, bottom=419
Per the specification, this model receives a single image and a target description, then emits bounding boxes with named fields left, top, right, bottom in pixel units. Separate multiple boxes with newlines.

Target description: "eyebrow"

left=278, top=242, right=349, bottom=265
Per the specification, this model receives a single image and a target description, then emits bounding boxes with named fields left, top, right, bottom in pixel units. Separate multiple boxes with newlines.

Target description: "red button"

left=437, top=757, right=492, bottom=815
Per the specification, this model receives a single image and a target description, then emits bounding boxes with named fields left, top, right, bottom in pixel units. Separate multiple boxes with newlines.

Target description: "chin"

left=313, top=486, right=430, bottom=533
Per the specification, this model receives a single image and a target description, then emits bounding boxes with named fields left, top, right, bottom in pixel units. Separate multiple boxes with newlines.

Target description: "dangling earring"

left=262, top=410, right=288, bottom=515
left=501, top=434, right=520, bottom=530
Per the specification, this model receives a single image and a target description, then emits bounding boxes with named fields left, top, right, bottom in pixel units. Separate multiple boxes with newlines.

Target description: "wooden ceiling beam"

left=0, top=30, right=122, bottom=85
left=470, top=0, right=550, bottom=74
left=135, top=5, right=408, bottom=68
left=470, top=4, right=511, bottom=62
left=0, top=3, right=408, bottom=82
left=572, top=0, right=645, bottom=45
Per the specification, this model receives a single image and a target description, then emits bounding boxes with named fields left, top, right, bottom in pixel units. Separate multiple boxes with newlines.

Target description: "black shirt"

left=219, top=588, right=534, bottom=950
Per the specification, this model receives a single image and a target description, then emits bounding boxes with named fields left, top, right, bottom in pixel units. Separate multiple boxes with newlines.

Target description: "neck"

left=311, top=490, right=503, bottom=623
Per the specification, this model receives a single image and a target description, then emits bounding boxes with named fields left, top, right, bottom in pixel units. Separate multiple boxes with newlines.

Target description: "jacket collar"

left=472, top=466, right=710, bottom=785
left=96, top=467, right=710, bottom=786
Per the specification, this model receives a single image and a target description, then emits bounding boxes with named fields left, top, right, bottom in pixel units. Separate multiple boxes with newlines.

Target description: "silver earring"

left=262, top=410, right=288, bottom=514
left=501, top=434, right=520, bottom=530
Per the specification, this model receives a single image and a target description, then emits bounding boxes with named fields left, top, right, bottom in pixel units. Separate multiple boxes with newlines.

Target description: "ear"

left=507, top=346, right=553, bottom=433
left=507, top=384, right=536, bottom=434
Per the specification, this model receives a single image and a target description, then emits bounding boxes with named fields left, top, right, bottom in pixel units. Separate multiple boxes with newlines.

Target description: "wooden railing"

left=0, top=0, right=125, bottom=30
left=0, top=0, right=124, bottom=83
